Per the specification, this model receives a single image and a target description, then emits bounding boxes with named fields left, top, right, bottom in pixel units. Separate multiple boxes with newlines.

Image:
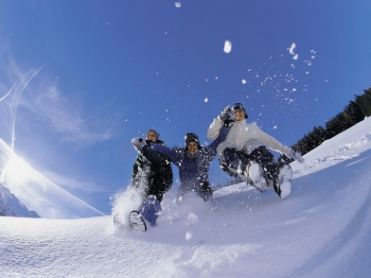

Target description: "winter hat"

left=185, top=132, right=201, bottom=149
left=146, top=129, right=160, bottom=140
left=232, top=102, right=248, bottom=119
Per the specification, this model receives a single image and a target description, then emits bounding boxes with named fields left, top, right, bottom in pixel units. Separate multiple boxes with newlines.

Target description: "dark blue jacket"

left=143, top=126, right=229, bottom=193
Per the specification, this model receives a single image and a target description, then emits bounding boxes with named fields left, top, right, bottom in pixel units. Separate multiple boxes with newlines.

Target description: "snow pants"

left=220, top=146, right=279, bottom=181
left=145, top=171, right=172, bottom=203
left=139, top=195, right=161, bottom=226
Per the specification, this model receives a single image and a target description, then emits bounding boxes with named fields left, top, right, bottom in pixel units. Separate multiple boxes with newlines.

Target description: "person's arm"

left=131, top=137, right=181, bottom=163
left=146, top=144, right=184, bottom=166
left=131, top=155, right=143, bottom=188
left=206, top=125, right=230, bottom=157
left=207, top=117, right=223, bottom=140
left=132, top=157, right=139, bottom=180
left=252, top=124, right=294, bottom=158
left=207, top=105, right=232, bottom=140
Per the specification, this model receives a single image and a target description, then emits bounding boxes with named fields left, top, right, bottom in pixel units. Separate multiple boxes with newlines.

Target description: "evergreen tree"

left=292, top=87, right=371, bottom=155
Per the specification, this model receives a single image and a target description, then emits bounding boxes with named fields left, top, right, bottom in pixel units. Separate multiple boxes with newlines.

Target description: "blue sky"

left=0, top=0, right=370, bottom=214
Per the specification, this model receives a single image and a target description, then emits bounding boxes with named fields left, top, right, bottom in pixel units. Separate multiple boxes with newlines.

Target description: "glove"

left=218, top=105, right=233, bottom=126
left=131, top=137, right=146, bottom=151
left=293, top=152, right=304, bottom=163
left=287, top=149, right=304, bottom=163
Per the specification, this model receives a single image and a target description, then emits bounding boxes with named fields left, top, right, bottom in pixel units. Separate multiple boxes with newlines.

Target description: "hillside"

left=0, top=183, right=38, bottom=217
left=1, top=117, right=371, bottom=277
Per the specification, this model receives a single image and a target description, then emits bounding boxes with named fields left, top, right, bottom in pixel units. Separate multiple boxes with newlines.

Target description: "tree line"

left=292, top=88, right=371, bottom=155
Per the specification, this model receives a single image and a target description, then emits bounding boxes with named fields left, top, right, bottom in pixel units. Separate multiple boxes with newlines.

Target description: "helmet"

left=184, top=132, right=201, bottom=149
left=232, top=103, right=248, bottom=119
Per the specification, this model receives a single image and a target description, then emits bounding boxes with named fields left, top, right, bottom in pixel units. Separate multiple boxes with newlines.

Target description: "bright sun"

left=2, top=152, right=36, bottom=186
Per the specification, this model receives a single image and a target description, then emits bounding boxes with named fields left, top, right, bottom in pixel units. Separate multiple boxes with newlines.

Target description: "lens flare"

left=3, top=152, right=36, bottom=186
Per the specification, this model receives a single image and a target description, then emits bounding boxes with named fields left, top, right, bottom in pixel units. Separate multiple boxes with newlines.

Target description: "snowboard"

left=273, top=164, right=293, bottom=199
left=113, top=210, right=147, bottom=232
left=112, top=195, right=160, bottom=232
left=221, top=160, right=293, bottom=198
left=221, top=161, right=270, bottom=192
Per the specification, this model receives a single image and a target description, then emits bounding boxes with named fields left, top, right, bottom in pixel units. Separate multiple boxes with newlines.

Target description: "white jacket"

left=207, top=117, right=294, bottom=158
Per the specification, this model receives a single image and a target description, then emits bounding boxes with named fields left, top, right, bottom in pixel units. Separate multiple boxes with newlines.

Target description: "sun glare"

left=3, top=152, right=36, bottom=185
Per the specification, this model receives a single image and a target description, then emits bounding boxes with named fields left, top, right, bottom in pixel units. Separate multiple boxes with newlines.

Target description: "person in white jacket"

left=207, top=103, right=301, bottom=198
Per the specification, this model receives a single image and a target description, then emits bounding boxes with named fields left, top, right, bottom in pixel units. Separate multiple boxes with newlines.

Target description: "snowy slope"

left=1, top=117, right=371, bottom=278
left=0, top=183, right=39, bottom=217
left=0, top=139, right=102, bottom=218
left=292, top=116, right=371, bottom=178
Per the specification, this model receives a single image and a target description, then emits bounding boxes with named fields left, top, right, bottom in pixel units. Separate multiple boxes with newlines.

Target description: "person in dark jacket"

left=131, top=129, right=173, bottom=203
left=132, top=126, right=230, bottom=201
left=130, top=129, right=173, bottom=227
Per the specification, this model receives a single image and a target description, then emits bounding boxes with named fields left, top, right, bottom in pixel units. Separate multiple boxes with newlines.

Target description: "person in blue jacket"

left=132, top=126, right=230, bottom=201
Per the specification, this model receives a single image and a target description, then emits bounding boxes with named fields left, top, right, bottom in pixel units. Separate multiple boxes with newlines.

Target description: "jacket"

left=207, top=117, right=293, bottom=158
left=132, top=139, right=173, bottom=191
left=143, top=126, right=229, bottom=192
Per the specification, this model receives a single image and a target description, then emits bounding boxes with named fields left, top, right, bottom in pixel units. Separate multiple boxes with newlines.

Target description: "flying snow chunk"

left=175, top=2, right=182, bottom=8
left=186, top=212, right=199, bottom=224
left=185, top=231, right=193, bottom=241
left=204, top=97, right=209, bottom=103
left=224, top=40, right=232, bottom=54
left=293, top=54, right=299, bottom=60
left=288, top=42, right=296, bottom=55
left=241, top=79, right=247, bottom=85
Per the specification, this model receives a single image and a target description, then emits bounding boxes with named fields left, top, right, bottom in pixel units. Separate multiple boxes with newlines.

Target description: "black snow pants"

left=220, top=146, right=279, bottom=182
left=145, top=169, right=172, bottom=202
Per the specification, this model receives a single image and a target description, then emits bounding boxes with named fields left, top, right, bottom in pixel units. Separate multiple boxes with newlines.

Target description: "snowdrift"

left=1, top=117, right=371, bottom=277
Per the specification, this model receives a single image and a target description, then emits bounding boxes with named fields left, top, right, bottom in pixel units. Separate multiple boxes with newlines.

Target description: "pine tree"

left=292, top=87, right=371, bottom=154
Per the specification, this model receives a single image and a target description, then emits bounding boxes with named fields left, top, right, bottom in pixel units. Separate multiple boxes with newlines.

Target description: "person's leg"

left=249, top=146, right=278, bottom=182
left=147, top=175, right=164, bottom=203
left=220, top=148, right=250, bottom=176
left=138, top=195, right=161, bottom=226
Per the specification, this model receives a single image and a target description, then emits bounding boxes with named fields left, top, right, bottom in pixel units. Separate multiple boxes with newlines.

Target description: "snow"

left=288, top=42, right=299, bottom=60
left=1, top=117, right=371, bottom=277
left=288, top=42, right=296, bottom=55
left=223, top=40, right=232, bottom=54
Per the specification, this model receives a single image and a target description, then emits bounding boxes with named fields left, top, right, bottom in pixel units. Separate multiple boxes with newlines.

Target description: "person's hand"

left=219, top=105, right=234, bottom=126
left=131, top=137, right=145, bottom=150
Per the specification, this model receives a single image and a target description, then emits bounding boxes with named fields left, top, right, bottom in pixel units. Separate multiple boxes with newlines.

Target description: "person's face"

left=146, top=131, right=157, bottom=142
left=187, top=141, right=198, bottom=155
left=234, top=109, right=245, bottom=122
